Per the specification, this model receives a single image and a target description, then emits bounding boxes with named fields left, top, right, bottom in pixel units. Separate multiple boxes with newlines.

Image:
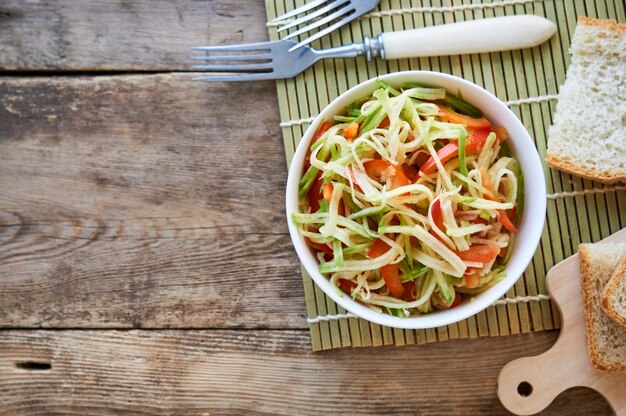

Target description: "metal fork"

left=271, top=0, right=379, bottom=51
left=192, top=38, right=377, bottom=82
left=192, top=16, right=557, bottom=82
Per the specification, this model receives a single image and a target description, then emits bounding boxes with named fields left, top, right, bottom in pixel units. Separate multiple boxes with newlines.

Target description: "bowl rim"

left=286, top=70, right=547, bottom=329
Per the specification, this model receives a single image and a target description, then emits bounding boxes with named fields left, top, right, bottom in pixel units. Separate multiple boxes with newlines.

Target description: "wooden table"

left=0, top=2, right=614, bottom=414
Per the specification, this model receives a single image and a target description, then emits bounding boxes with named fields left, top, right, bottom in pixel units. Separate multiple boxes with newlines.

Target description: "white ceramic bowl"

left=286, top=71, right=546, bottom=329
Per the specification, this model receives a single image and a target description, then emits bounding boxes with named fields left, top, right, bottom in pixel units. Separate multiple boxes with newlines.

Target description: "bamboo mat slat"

left=264, top=0, right=626, bottom=351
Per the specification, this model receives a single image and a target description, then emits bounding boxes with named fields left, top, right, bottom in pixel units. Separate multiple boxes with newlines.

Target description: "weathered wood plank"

left=0, top=330, right=612, bottom=415
left=0, top=0, right=269, bottom=71
left=0, top=74, right=309, bottom=328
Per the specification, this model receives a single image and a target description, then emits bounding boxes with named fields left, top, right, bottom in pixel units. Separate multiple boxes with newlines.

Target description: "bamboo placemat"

left=264, top=0, right=626, bottom=351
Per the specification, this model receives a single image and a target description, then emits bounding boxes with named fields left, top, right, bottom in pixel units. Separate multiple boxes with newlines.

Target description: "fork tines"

left=271, top=0, right=359, bottom=51
left=191, top=43, right=277, bottom=82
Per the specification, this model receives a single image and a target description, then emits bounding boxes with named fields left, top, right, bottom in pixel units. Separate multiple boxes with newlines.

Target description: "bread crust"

left=546, top=154, right=626, bottom=184
left=546, top=17, right=626, bottom=184
left=601, top=255, right=626, bottom=328
left=579, top=245, right=601, bottom=370
left=579, top=244, right=626, bottom=371
left=578, top=16, right=626, bottom=32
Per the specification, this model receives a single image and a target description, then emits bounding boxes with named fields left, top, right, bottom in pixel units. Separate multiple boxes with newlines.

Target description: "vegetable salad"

left=293, top=80, right=523, bottom=317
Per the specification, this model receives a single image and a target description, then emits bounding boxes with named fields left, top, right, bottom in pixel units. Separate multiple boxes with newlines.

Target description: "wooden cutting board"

left=498, top=227, right=626, bottom=415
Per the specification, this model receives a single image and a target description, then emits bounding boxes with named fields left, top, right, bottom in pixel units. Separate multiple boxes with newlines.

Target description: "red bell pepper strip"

left=459, top=244, right=499, bottom=289
left=303, top=154, right=312, bottom=176
left=304, top=237, right=333, bottom=257
left=367, top=237, right=404, bottom=299
left=413, top=152, right=431, bottom=171
left=381, top=264, right=403, bottom=299
left=420, top=129, right=495, bottom=175
left=480, top=167, right=498, bottom=196
left=315, top=120, right=331, bottom=140
left=492, top=125, right=509, bottom=140
left=429, top=198, right=458, bottom=250
left=363, top=160, right=411, bottom=190
left=480, top=168, right=517, bottom=233
left=463, top=273, right=480, bottom=289
left=368, top=237, right=391, bottom=258
left=430, top=198, right=445, bottom=235
left=400, top=164, right=419, bottom=182
left=403, top=281, right=416, bottom=302
left=307, top=177, right=323, bottom=213
left=419, top=142, right=459, bottom=175
left=437, top=104, right=492, bottom=129
left=465, top=129, right=493, bottom=153
left=322, top=184, right=333, bottom=201
left=470, top=216, right=489, bottom=225
left=339, top=279, right=358, bottom=294
left=457, top=244, right=500, bottom=264
left=302, top=120, right=331, bottom=175
left=450, top=292, right=462, bottom=308
left=497, top=209, right=517, bottom=233
left=343, top=122, right=359, bottom=140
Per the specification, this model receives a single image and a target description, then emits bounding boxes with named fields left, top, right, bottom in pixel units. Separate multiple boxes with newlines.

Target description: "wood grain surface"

left=0, top=0, right=269, bottom=71
left=499, top=228, right=626, bottom=415
left=0, top=330, right=613, bottom=415
left=0, top=74, right=307, bottom=328
left=0, top=0, right=616, bottom=414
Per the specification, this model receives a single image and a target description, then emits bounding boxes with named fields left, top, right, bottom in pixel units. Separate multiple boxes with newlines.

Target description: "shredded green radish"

left=293, top=80, right=522, bottom=317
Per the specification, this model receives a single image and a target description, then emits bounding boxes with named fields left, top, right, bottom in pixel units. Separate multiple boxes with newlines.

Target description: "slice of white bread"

left=601, top=254, right=626, bottom=327
left=546, top=17, right=626, bottom=183
left=579, top=242, right=626, bottom=371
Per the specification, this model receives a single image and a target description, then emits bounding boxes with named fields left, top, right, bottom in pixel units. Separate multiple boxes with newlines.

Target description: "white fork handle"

left=380, top=15, right=557, bottom=59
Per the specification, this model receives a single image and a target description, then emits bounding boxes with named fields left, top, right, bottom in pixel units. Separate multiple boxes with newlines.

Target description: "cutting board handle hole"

left=517, top=381, right=533, bottom=397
